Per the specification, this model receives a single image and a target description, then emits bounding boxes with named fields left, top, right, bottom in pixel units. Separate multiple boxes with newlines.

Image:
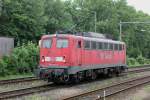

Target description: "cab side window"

left=77, top=41, right=82, bottom=48
left=114, top=44, right=118, bottom=50
left=91, top=41, right=96, bottom=49
left=109, top=43, right=113, bottom=50
left=119, top=44, right=122, bottom=51
left=122, top=44, right=125, bottom=50
left=104, top=43, right=108, bottom=50
left=84, top=40, right=91, bottom=49
left=98, top=42, right=103, bottom=50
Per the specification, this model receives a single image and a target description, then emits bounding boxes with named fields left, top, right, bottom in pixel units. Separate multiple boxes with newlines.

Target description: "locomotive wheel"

left=111, top=71, right=116, bottom=77
left=116, top=67, right=122, bottom=77
left=91, top=71, right=97, bottom=80
left=74, top=73, right=82, bottom=84
left=48, top=77, right=51, bottom=82
left=108, top=71, right=113, bottom=77
left=116, top=71, right=121, bottom=77
left=63, top=74, right=70, bottom=83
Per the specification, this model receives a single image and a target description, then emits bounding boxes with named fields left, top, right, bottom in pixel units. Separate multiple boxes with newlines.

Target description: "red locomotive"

left=36, top=32, right=127, bottom=83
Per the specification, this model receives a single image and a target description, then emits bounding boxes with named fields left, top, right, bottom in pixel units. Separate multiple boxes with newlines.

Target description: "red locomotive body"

left=36, top=32, right=127, bottom=83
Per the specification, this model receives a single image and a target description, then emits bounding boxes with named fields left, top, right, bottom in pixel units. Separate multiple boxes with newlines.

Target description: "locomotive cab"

left=37, top=34, right=74, bottom=83
left=40, top=35, right=70, bottom=66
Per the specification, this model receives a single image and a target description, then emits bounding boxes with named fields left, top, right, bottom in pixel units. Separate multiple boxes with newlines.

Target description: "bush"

left=0, top=58, right=8, bottom=76
left=0, top=42, right=39, bottom=76
left=127, top=57, right=139, bottom=66
left=136, top=55, right=145, bottom=65
left=12, top=42, right=39, bottom=74
left=145, top=59, right=150, bottom=64
left=127, top=55, right=150, bottom=67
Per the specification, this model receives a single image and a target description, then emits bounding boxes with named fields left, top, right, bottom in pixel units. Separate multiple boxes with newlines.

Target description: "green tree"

left=0, top=0, right=47, bottom=43
left=44, top=0, right=73, bottom=34
left=0, top=0, right=150, bottom=61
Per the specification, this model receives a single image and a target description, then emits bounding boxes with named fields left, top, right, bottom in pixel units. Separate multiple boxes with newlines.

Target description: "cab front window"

left=42, top=39, right=52, bottom=48
left=57, top=39, right=68, bottom=48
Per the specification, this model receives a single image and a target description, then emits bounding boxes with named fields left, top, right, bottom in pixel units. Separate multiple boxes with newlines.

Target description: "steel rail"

left=0, top=77, right=38, bottom=85
left=0, top=65, right=149, bottom=99
left=128, top=64, right=150, bottom=69
left=63, top=75, right=150, bottom=100
left=128, top=66, right=150, bottom=73
left=98, top=76, right=150, bottom=100
left=0, top=64, right=149, bottom=85
left=0, top=83, right=56, bottom=99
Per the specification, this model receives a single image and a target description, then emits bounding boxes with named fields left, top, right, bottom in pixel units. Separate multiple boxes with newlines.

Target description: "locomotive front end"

left=37, top=34, right=72, bottom=83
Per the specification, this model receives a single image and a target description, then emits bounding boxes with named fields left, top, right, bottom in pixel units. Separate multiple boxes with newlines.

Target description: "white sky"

left=127, top=0, right=150, bottom=15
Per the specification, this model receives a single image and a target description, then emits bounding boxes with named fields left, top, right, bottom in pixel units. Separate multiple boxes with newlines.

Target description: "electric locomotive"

left=36, top=32, right=127, bottom=83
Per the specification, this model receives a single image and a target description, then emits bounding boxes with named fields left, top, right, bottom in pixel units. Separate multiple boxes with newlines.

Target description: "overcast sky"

left=127, top=0, right=150, bottom=15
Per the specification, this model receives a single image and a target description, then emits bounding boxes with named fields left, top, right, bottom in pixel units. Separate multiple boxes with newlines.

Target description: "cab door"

left=76, top=39, right=82, bottom=66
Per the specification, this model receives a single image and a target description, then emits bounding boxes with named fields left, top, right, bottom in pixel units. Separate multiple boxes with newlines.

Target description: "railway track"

left=63, top=75, right=150, bottom=100
left=128, top=64, right=150, bottom=71
left=0, top=83, right=57, bottom=99
left=0, top=65, right=149, bottom=99
left=0, top=64, right=149, bottom=85
left=0, top=77, right=38, bottom=85
left=129, top=64, right=150, bottom=69
left=128, top=66, right=150, bottom=73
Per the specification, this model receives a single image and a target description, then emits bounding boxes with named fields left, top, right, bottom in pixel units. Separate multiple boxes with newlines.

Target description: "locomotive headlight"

left=63, top=56, right=66, bottom=62
left=42, top=59, right=45, bottom=62
left=56, top=57, right=65, bottom=62
left=41, top=56, right=45, bottom=62
left=45, top=57, right=51, bottom=61
left=41, top=56, right=51, bottom=62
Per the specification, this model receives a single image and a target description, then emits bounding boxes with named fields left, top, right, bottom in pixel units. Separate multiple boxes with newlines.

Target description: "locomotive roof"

left=83, top=37, right=124, bottom=44
left=42, top=34, right=125, bottom=44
